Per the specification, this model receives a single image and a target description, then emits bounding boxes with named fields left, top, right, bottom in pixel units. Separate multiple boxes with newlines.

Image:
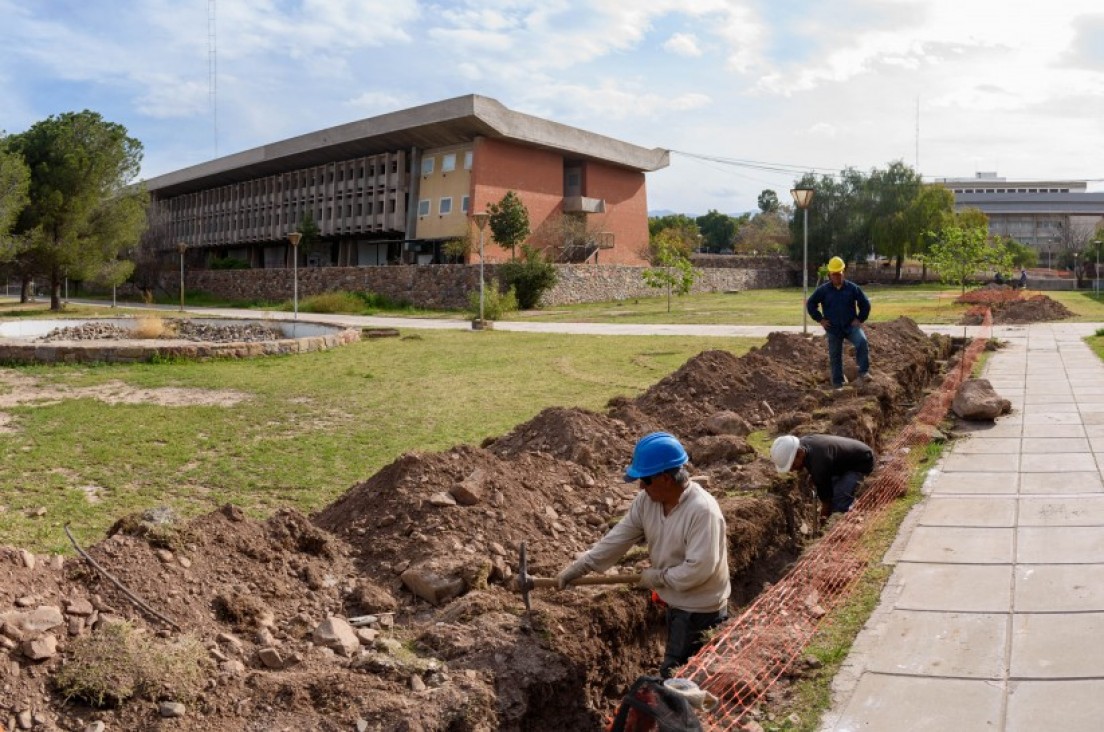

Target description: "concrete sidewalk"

left=821, top=323, right=1104, bottom=731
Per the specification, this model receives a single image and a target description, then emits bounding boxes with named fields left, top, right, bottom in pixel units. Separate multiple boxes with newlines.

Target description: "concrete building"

left=144, top=95, right=669, bottom=269
left=938, top=173, right=1104, bottom=256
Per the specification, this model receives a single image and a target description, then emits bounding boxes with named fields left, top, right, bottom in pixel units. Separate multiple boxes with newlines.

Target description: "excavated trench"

left=0, top=318, right=956, bottom=732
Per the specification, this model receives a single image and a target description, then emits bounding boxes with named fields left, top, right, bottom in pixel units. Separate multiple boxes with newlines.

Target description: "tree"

left=0, top=147, right=31, bottom=285
left=696, top=210, right=740, bottom=252
left=648, top=213, right=699, bottom=240
left=5, top=111, right=146, bottom=310
left=642, top=230, right=700, bottom=312
left=735, top=209, right=790, bottom=254
left=757, top=189, right=780, bottom=214
left=296, top=212, right=324, bottom=263
left=487, top=191, right=530, bottom=260
left=925, top=224, right=1012, bottom=294
left=498, top=245, right=558, bottom=309
left=902, top=185, right=956, bottom=281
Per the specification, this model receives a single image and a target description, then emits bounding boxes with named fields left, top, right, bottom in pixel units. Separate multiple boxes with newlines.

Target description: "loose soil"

left=958, top=285, right=1074, bottom=324
left=0, top=318, right=954, bottom=731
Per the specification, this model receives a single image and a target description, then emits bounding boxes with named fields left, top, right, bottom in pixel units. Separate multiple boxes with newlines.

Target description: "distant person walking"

left=806, top=256, right=871, bottom=390
left=1020, top=269, right=1028, bottom=289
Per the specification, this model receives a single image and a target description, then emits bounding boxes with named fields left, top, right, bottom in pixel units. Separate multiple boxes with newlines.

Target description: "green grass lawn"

left=0, top=330, right=759, bottom=553
left=513, top=285, right=1104, bottom=325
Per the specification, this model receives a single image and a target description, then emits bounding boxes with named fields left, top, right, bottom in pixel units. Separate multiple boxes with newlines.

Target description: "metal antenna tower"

left=209, top=0, right=218, bottom=158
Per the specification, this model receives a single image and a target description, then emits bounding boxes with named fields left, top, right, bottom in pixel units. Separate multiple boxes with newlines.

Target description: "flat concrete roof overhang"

left=954, top=192, right=1104, bottom=216
left=144, top=95, right=670, bottom=198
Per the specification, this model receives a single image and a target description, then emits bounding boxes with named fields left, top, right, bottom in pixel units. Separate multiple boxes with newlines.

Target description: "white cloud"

left=664, top=33, right=702, bottom=57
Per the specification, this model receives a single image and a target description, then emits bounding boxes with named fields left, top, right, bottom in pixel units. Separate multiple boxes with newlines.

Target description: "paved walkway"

left=821, top=322, right=1104, bottom=731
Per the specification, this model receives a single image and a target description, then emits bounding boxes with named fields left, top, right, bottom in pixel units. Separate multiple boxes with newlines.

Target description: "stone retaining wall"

left=0, top=329, right=360, bottom=364
left=181, top=259, right=797, bottom=310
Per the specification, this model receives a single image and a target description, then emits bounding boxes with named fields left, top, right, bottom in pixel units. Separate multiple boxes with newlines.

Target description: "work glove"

left=557, top=559, right=589, bottom=589
left=638, top=568, right=666, bottom=590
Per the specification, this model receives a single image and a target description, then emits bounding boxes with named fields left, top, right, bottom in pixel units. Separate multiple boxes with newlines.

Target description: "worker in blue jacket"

left=806, top=256, right=871, bottom=390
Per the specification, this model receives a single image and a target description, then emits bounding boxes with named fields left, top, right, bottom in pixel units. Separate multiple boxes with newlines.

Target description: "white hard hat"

left=770, top=436, right=801, bottom=473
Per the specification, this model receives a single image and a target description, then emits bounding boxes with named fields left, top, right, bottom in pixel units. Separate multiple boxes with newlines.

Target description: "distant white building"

left=937, top=173, right=1104, bottom=253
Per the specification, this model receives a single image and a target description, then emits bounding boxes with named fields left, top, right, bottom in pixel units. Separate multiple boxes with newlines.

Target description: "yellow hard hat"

left=827, top=256, right=846, bottom=273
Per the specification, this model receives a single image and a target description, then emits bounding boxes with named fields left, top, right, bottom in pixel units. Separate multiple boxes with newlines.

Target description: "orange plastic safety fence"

left=680, top=313, right=994, bottom=730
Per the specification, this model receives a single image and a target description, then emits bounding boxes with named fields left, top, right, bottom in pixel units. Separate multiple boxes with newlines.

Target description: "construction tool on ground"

left=513, top=541, right=641, bottom=612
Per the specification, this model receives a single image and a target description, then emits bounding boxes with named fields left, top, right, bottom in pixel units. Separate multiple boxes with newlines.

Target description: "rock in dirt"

left=312, top=616, right=360, bottom=656
left=449, top=468, right=486, bottom=506
left=953, top=378, right=1012, bottom=421
left=400, top=567, right=466, bottom=606
left=21, top=632, right=57, bottom=660
left=705, top=410, right=752, bottom=436
left=159, top=702, right=186, bottom=718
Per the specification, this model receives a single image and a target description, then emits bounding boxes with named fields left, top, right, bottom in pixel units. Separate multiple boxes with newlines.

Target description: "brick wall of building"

left=471, top=138, right=564, bottom=264
left=581, top=162, right=650, bottom=265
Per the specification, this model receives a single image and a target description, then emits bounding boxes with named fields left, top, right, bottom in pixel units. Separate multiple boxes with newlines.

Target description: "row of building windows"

left=417, top=195, right=470, bottom=217
left=421, top=150, right=473, bottom=177
left=958, top=188, right=1071, bottom=194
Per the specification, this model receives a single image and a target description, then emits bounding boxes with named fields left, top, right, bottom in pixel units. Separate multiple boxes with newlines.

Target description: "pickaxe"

left=513, top=541, right=641, bottom=612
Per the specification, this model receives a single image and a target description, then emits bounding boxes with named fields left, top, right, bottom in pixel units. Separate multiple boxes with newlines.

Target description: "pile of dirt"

left=0, top=318, right=954, bottom=731
left=957, top=287, right=1074, bottom=324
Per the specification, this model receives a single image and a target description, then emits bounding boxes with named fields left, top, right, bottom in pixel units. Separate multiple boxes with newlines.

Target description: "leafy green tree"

left=998, top=236, right=1038, bottom=270
left=736, top=210, right=789, bottom=254
left=757, top=189, right=780, bottom=214
left=487, top=191, right=530, bottom=261
left=696, top=209, right=740, bottom=252
left=925, top=225, right=1012, bottom=294
left=868, top=161, right=924, bottom=277
left=0, top=146, right=30, bottom=260
left=6, top=111, right=146, bottom=310
left=903, top=185, right=956, bottom=281
left=498, top=245, right=558, bottom=309
left=648, top=213, right=699, bottom=240
left=296, top=212, right=324, bottom=262
left=642, top=230, right=700, bottom=312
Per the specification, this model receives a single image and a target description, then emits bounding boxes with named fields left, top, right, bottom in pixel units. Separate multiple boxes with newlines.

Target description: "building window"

left=442, top=154, right=456, bottom=173
left=418, top=199, right=430, bottom=217
left=421, top=157, right=434, bottom=176
left=440, top=197, right=453, bottom=215
left=461, top=196, right=470, bottom=213
left=464, top=150, right=473, bottom=170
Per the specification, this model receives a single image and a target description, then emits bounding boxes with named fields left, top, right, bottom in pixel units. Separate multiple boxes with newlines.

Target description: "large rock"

left=704, top=411, right=752, bottom=436
left=312, top=616, right=360, bottom=656
left=952, top=378, right=1012, bottom=421
left=400, top=567, right=466, bottom=606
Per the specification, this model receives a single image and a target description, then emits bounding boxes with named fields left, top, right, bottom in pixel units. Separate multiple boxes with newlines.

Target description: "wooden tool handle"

left=529, top=574, right=642, bottom=589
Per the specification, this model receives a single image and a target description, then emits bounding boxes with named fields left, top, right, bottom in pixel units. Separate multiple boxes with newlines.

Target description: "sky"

left=3, top=0, right=1103, bottom=216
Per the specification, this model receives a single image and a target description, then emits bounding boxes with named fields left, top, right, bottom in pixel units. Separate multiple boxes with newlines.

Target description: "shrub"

left=468, top=284, right=518, bottom=321
left=300, top=291, right=365, bottom=314
left=498, top=246, right=558, bottom=309
left=132, top=315, right=177, bottom=339
left=55, top=622, right=208, bottom=707
left=209, top=257, right=250, bottom=270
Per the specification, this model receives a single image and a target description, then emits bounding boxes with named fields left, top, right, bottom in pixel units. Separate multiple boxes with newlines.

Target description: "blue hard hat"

left=624, top=432, right=689, bottom=482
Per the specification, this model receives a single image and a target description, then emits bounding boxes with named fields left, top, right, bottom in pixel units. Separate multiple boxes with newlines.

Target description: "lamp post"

left=790, top=187, right=815, bottom=335
left=287, top=231, right=302, bottom=319
left=472, top=212, right=490, bottom=326
left=177, top=242, right=187, bottom=312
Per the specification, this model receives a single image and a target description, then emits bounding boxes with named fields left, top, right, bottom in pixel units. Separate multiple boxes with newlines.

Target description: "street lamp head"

left=177, top=241, right=187, bottom=253
left=472, top=212, right=489, bottom=230
left=790, top=187, right=815, bottom=209
left=287, top=231, right=302, bottom=248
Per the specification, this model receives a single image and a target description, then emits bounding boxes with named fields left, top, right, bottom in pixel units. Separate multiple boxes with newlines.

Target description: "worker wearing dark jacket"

left=771, top=434, right=876, bottom=518
left=806, top=256, right=871, bottom=390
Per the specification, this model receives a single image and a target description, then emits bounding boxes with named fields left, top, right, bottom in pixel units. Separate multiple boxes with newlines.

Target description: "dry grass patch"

left=132, top=315, right=177, bottom=339
left=54, top=621, right=208, bottom=707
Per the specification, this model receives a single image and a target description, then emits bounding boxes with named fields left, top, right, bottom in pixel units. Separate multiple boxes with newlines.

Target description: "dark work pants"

left=660, top=607, right=727, bottom=679
left=831, top=471, right=865, bottom=513
left=826, top=327, right=870, bottom=388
